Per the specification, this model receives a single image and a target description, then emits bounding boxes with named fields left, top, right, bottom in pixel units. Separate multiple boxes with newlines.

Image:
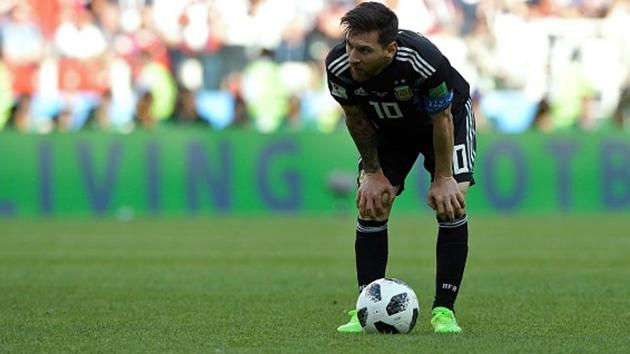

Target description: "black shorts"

left=358, top=97, right=476, bottom=195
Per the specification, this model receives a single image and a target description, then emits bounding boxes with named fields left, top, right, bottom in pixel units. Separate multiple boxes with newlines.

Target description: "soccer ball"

left=356, top=278, right=419, bottom=334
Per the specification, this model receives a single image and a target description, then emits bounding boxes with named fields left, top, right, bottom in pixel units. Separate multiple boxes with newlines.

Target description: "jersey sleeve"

left=397, top=31, right=454, bottom=115
left=325, top=47, right=358, bottom=106
left=420, top=60, right=454, bottom=115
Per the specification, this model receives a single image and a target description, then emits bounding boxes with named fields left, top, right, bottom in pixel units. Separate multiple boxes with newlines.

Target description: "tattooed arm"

left=342, top=105, right=395, bottom=220
left=343, top=105, right=380, bottom=172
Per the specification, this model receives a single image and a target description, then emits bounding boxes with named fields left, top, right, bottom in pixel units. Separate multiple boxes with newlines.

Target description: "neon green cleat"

left=431, top=307, right=463, bottom=333
left=336, top=310, right=363, bottom=333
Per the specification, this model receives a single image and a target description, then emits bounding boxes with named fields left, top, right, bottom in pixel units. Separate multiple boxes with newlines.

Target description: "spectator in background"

left=53, top=4, right=110, bottom=131
left=465, top=11, right=497, bottom=99
left=281, top=94, right=304, bottom=131
left=229, top=91, right=250, bottom=129
left=52, top=107, right=73, bottom=132
left=247, top=0, right=292, bottom=50
left=612, top=81, right=630, bottom=131
left=121, top=5, right=170, bottom=73
left=208, top=0, right=254, bottom=85
left=275, top=17, right=309, bottom=63
left=54, top=6, right=107, bottom=60
left=170, top=87, right=207, bottom=126
left=0, top=49, right=12, bottom=129
left=1, top=0, right=629, bottom=134
left=89, top=0, right=120, bottom=41
left=548, top=49, right=598, bottom=131
left=219, top=66, right=250, bottom=130
left=241, top=48, right=290, bottom=133
left=530, top=97, right=553, bottom=133
left=604, top=0, right=630, bottom=67
left=136, top=50, right=177, bottom=122
left=83, top=90, right=112, bottom=131
left=133, top=90, right=156, bottom=130
left=164, top=1, right=223, bottom=92
left=187, top=1, right=225, bottom=90
left=1, top=2, right=44, bottom=97
left=381, top=0, right=440, bottom=34
left=5, top=95, right=32, bottom=133
left=304, top=0, right=349, bottom=62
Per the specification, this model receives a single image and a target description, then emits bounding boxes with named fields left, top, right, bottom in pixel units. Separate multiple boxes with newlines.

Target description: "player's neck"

left=373, top=57, right=394, bottom=78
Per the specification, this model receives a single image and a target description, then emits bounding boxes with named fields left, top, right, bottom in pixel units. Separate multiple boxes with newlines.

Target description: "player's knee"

left=358, top=206, right=392, bottom=222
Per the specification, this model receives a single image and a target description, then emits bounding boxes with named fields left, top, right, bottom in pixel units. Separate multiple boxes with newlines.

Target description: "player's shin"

left=355, top=218, right=388, bottom=293
left=433, top=214, right=468, bottom=311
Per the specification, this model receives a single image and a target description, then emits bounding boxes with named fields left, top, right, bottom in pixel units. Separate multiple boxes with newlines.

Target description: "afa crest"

left=394, top=85, right=413, bottom=101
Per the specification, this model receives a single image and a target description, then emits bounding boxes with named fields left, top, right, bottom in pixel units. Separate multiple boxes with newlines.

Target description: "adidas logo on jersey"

left=354, top=87, right=368, bottom=96
left=371, top=91, right=388, bottom=98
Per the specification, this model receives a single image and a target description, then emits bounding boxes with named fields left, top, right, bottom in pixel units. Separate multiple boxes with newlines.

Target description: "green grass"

left=1, top=215, right=629, bottom=353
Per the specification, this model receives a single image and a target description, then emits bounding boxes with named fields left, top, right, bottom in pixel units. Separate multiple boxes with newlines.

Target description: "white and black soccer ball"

left=356, top=278, right=419, bottom=334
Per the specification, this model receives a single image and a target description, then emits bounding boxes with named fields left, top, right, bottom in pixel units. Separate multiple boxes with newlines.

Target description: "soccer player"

left=326, top=2, right=476, bottom=333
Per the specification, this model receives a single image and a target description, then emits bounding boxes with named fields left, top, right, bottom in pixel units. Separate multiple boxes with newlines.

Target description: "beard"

left=350, top=67, right=370, bottom=82
left=350, top=56, right=390, bottom=82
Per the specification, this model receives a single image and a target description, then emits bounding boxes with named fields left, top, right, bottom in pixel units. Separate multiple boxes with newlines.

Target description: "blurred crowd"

left=0, top=0, right=629, bottom=134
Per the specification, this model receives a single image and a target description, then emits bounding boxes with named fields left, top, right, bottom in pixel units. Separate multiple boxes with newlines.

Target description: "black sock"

left=355, top=219, right=388, bottom=293
left=433, top=215, right=469, bottom=311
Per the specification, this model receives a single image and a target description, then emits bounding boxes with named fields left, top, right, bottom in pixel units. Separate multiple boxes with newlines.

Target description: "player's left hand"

left=427, top=176, right=465, bottom=221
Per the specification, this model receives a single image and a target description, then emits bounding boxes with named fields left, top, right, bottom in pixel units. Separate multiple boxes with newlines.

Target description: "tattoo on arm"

left=343, top=105, right=381, bottom=173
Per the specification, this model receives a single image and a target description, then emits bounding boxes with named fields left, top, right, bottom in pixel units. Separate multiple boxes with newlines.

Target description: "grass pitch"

left=1, top=214, right=629, bottom=353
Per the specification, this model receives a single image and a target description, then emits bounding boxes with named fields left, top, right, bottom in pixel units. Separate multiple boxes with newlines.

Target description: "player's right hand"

left=357, top=170, right=396, bottom=220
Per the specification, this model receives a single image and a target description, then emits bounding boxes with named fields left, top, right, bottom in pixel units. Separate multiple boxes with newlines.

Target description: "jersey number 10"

left=369, top=101, right=403, bottom=119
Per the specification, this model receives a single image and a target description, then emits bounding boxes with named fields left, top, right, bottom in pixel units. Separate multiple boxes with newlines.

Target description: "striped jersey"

left=325, top=30, right=470, bottom=137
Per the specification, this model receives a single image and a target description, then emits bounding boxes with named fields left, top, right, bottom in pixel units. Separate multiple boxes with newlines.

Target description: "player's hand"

left=427, top=176, right=465, bottom=221
left=356, top=170, right=395, bottom=219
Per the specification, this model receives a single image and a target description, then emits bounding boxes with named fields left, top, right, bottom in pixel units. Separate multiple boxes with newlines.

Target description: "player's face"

left=345, top=31, right=396, bottom=82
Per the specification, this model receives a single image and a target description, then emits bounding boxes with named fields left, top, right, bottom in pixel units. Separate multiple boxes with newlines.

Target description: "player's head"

left=341, top=2, right=398, bottom=82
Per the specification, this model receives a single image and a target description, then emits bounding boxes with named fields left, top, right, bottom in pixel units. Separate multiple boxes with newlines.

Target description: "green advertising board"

left=0, top=129, right=628, bottom=217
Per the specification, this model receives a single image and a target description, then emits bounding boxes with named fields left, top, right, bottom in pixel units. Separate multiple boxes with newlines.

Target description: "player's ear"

left=385, top=41, right=397, bottom=59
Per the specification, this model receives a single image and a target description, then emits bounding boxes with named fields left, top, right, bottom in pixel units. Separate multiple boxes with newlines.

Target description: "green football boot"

left=336, top=310, right=363, bottom=333
left=431, top=307, right=463, bottom=333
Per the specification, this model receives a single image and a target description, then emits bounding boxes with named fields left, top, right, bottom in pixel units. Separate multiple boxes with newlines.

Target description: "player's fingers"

left=373, top=194, right=384, bottom=215
left=388, top=192, right=395, bottom=206
left=361, top=195, right=370, bottom=215
left=443, top=200, right=455, bottom=221
left=358, top=199, right=368, bottom=217
left=385, top=186, right=395, bottom=202
left=450, top=195, right=462, bottom=211
left=382, top=191, right=393, bottom=209
left=358, top=192, right=369, bottom=213
left=451, top=196, right=464, bottom=218
left=435, top=198, right=445, bottom=216
left=454, top=188, right=465, bottom=206
left=427, top=195, right=437, bottom=211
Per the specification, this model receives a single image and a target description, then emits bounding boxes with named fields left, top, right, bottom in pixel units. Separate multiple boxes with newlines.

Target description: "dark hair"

left=340, top=2, right=398, bottom=47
